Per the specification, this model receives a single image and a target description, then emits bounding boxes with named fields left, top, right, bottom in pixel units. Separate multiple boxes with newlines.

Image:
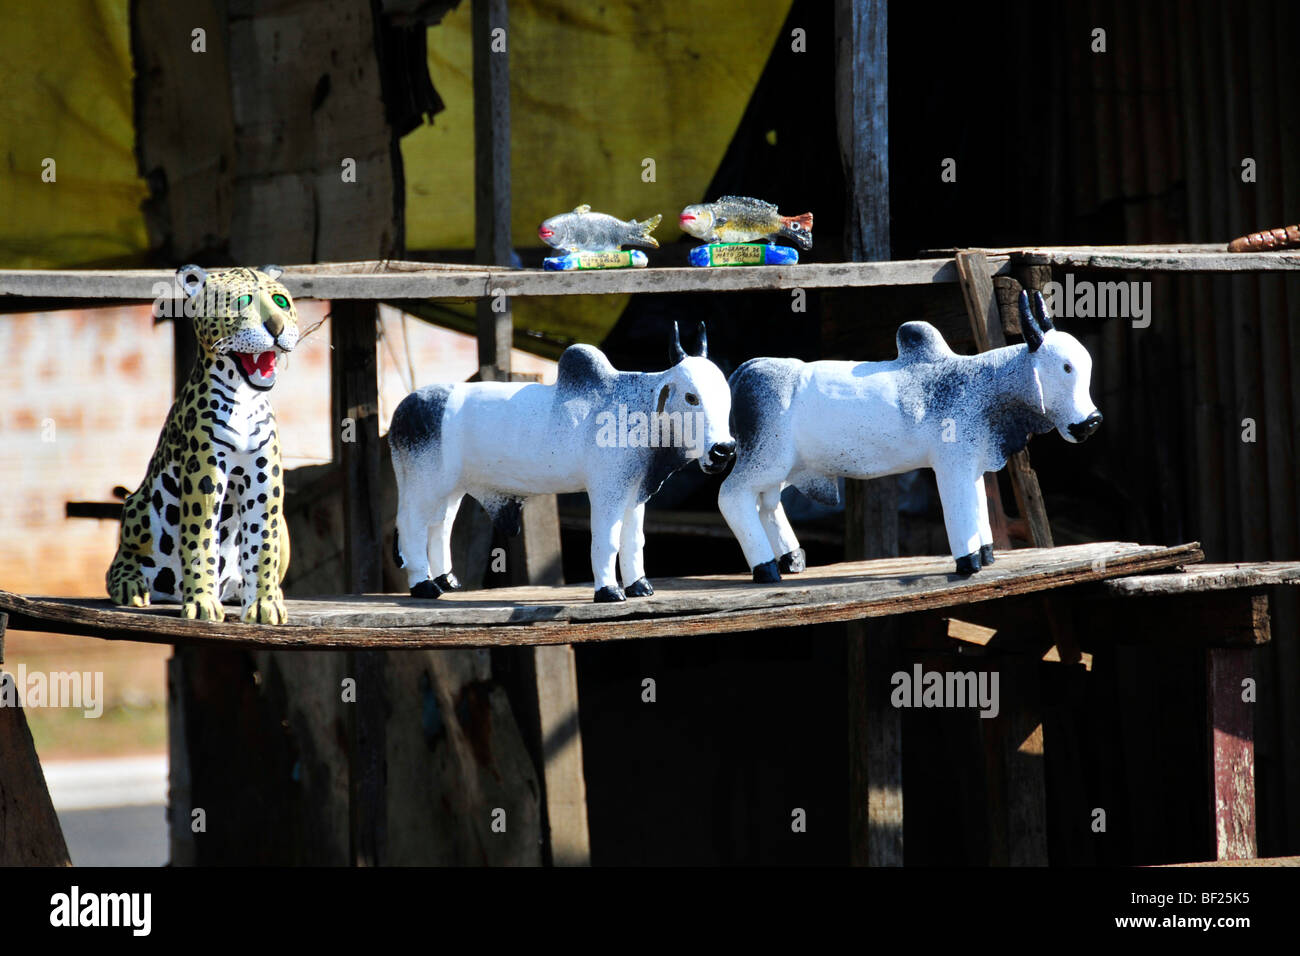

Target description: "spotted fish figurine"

left=678, top=196, right=813, bottom=250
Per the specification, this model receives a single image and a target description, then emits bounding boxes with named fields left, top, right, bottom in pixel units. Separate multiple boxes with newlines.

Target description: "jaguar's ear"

left=260, top=264, right=284, bottom=281
left=177, top=264, right=207, bottom=299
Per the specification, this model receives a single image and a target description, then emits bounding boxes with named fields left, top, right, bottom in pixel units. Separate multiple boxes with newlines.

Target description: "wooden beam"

left=0, top=257, right=1012, bottom=302
left=836, top=0, right=900, bottom=868
left=473, top=0, right=512, bottom=380
left=0, top=613, right=71, bottom=866
left=331, top=300, right=387, bottom=867
left=955, top=252, right=1054, bottom=548
left=0, top=542, right=1205, bottom=649
left=469, top=0, right=590, bottom=862
left=1207, top=594, right=1263, bottom=860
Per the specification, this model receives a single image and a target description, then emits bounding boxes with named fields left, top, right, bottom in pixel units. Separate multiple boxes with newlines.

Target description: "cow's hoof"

left=434, top=572, right=462, bottom=592
left=752, top=559, right=782, bottom=584
left=410, top=579, right=444, bottom=599
left=779, top=548, right=807, bottom=574
left=625, top=577, right=654, bottom=598
left=979, top=544, right=995, bottom=566
left=594, top=585, right=626, bottom=603
left=954, top=552, right=982, bottom=576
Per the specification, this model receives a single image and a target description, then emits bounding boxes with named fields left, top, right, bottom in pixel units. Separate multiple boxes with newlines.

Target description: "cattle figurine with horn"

left=389, top=323, right=735, bottom=602
left=719, top=291, right=1102, bottom=579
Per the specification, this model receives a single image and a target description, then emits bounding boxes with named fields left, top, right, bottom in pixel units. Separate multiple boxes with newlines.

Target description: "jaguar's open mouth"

left=235, top=350, right=277, bottom=389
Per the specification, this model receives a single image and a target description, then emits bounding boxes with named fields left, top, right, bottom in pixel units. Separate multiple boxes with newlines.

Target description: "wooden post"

left=470, top=2, right=591, bottom=863
left=473, top=0, right=512, bottom=381
left=955, top=252, right=1053, bottom=548
left=836, top=0, right=901, bottom=867
left=1207, top=595, right=1262, bottom=860
left=497, top=493, right=592, bottom=866
left=332, top=300, right=387, bottom=867
left=0, top=613, right=72, bottom=866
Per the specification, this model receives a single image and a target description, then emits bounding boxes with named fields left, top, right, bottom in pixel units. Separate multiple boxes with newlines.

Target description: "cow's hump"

left=896, top=322, right=953, bottom=363
left=556, top=343, right=617, bottom=395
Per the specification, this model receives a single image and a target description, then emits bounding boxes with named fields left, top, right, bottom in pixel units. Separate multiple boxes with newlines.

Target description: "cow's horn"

left=695, top=321, right=708, bottom=358
left=1018, top=290, right=1044, bottom=352
left=670, top=321, right=687, bottom=364
left=1031, top=290, right=1055, bottom=332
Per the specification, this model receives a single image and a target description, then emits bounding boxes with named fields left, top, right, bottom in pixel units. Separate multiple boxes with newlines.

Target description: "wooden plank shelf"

left=0, top=256, right=1012, bottom=303
left=0, top=541, right=1200, bottom=650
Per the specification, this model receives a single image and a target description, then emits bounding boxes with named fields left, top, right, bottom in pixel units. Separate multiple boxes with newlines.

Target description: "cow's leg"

left=395, top=479, right=441, bottom=598
left=619, top=501, right=652, bottom=597
left=719, top=473, right=781, bottom=583
left=974, top=473, right=995, bottom=566
left=589, top=489, right=628, bottom=602
left=934, top=465, right=985, bottom=575
left=428, top=492, right=465, bottom=592
left=759, top=486, right=805, bottom=574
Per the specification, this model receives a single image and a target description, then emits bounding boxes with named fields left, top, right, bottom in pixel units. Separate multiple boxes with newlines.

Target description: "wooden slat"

left=1102, top=562, right=1300, bottom=595
left=0, top=542, right=1202, bottom=649
left=0, top=257, right=1011, bottom=302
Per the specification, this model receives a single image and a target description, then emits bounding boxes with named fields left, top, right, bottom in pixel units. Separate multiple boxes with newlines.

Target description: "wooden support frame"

left=0, top=613, right=72, bottom=866
left=955, top=251, right=1054, bottom=548
left=470, top=0, right=591, bottom=865
left=331, top=300, right=388, bottom=867
left=835, top=0, right=900, bottom=868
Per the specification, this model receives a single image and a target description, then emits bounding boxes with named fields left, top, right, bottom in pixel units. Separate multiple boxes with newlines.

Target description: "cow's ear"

left=1031, top=291, right=1055, bottom=332
left=656, top=384, right=671, bottom=413
left=177, top=264, right=207, bottom=299
left=260, top=264, right=284, bottom=281
left=1018, top=290, right=1044, bottom=352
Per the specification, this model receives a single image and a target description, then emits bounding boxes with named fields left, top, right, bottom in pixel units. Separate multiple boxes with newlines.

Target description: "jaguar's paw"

left=109, top=576, right=151, bottom=608
left=242, top=594, right=288, bottom=625
left=182, top=595, right=226, bottom=622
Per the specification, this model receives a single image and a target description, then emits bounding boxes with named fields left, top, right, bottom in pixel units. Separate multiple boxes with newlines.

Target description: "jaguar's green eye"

left=234, top=294, right=253, bottom=311
left=272, top=294, right=290, bottom=309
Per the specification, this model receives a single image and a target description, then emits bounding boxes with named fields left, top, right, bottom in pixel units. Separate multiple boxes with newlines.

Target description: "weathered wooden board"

left=1100, top=562, right=1300, bottom=595
left=1012, top=248, right=1300, bottom=271
left=0, top=257, right=1011, bottom=302
left=0, top=542, right=1200, bottom=649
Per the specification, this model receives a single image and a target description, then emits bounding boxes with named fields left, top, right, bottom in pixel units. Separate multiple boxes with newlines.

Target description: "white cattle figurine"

left=389, top=323, right=735, bottom=602
left=719, top=291, right=1102, bottom=579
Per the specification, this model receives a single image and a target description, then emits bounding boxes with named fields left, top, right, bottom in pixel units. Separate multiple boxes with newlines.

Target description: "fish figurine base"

left=688, top=242, right=799, bottom=267
left=543, top=250, right=649, bottom=271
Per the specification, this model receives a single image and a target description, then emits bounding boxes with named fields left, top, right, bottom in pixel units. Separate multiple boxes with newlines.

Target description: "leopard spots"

left=106, top=266, right=296, bottom=624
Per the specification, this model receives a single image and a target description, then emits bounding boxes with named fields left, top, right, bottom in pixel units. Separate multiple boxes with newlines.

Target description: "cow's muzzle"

left=1068, top=411, right=1104, bottom=442
left=702, top=440, right=736, bottom=474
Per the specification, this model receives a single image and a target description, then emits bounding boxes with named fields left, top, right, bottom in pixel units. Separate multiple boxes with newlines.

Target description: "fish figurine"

left=538, top=205, right=662, bottom=252
left=678, top=196, right=813, bottom=250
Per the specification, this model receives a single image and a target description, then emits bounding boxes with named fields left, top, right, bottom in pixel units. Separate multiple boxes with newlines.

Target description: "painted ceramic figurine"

left=539, top=204, right=662, bottom=270
left=679, top=196, right=811, bottom=266
left=106, top=265, right=299, bottom=623
left=389, top=323, right=736, bottom=603
left=719, top=292, right=1102, bottom=580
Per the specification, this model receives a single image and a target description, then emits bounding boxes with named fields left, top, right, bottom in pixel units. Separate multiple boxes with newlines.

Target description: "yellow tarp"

left=0, top=0, right=793, bottom=348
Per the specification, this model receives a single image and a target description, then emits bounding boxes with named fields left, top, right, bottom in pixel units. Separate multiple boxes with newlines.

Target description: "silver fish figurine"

left=538, top=205, right=662, bottom=252
left=679, top=196, right=813, bottom=250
